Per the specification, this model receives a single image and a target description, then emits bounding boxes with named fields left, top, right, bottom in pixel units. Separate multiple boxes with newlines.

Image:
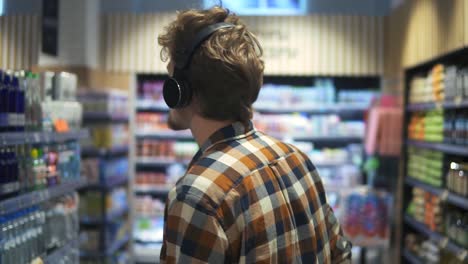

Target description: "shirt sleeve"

left=325, top=204, right=353, bottom=264
left=160, top=193, right=229, bottom=264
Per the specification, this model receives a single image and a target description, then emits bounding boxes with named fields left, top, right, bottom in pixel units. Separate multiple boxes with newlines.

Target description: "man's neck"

left=190, top=115, right=233, bottom=147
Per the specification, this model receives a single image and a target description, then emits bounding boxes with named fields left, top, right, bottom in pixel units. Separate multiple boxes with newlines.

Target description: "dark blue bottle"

left=0, top=72, right=8, bottom=132
left=12, top=77, right=24, bottom=131
left=0, top=148, right=5, bottom=195
left=7, top=76, right=17, bottom=132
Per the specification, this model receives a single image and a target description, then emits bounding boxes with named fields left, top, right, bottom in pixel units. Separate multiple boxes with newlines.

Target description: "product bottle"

left=13, top=76, right=25, bottom=132
left=1, top=74, right=11, bottom=132
left=0, top=70, right=5, bottom=132
left=0, top=148, right=6, bottom=198
left=7, top=76, right=19, bottom=132
left=31, top=74, right=42, bottom=131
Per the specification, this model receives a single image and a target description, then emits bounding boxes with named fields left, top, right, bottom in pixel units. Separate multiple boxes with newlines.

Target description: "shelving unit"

left=79, top=110, right=131, bottom=262
left=404, top=215, right=467, bottom=261
left=400, top=47, right=468, bottom=263
left=0, top=128, right=88, bottom=263
left=405, top=177, right=468, bottom=210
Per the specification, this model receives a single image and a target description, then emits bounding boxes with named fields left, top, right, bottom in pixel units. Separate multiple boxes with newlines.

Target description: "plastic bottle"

left=0, top=148, right=6, bottom=198
left=13, top=76, right=25, bottom=132
left=1, top=74, right=11, bottom=132
left=7, top=76, right=18, bottom=132
left=0, top=70, right=5, bottom=132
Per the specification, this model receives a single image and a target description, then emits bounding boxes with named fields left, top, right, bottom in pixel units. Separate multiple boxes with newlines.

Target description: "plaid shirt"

left=160, top=121, right=352, bottom=263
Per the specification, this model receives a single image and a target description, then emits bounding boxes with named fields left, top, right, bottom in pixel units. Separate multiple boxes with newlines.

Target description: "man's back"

left=160, top=122, right=352, bottom=263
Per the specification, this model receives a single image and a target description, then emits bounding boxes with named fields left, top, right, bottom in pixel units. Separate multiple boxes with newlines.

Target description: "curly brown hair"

left=158, top=6, right=264, bottom=122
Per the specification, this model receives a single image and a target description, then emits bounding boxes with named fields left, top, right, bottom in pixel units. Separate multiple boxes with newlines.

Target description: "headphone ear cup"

left=163, top=77, right=192, bottom=108
left=163, top=77, right=183, bottom=108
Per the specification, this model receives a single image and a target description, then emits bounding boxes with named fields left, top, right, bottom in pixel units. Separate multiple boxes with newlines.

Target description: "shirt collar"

left=189, top=121, right=254, bottom=166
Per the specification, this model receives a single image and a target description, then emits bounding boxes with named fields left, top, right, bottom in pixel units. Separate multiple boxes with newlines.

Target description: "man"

left=158, top=6, right=352, bottom=263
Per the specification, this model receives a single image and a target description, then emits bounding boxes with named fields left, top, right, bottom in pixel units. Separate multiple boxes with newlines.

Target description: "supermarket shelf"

left=314, top=162, right=354, bottom=168
left=136, top=211, right=165, bottom=218
left=402, top=249, right=423, bottom=264
left=80, top=234, right=130, bottom=259
left=82, top=176, right=128, bottom=192
left=254, top=103, right=369, bottom=114
left=44, top=238, right=79, bottom=264
left=83, top=112, right=129, bottom=123
left=0, top=181, right=20, bottom=196
left=134, top=185, right=172, bottom=196
left=136, top=131, right=193, bottom=140
left=0, top=129, right=89, bottom=147
left=404, top=215, right=467, bottom=262
left=285, top=135, right=363, bottom=143
left=134, top=242, right=162, bottom=264
left=405, top=177, right=468, bottom=210
left=81, top=146, right=129, bottom=157
left=136, top=157, right=190, bottom=167
left=406, top=140, right=468, bottom=156
left=80, top=206, right=129, bottom=226
left=447, top=192, right=468, bottom=211
left=407, top=99, right=468, bottom=112
left=136, top=100, right=169, bottom=112
left=0, top=178, right=87, bottom=215
left=405, top=177, right=442, bottom=196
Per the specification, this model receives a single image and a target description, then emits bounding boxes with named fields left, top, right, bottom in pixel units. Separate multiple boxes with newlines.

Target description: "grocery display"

left=407, top=147, right=443, bottom=187
left=0, top=67, right=87, bottom=263
left=402, top=54, right=468, bottom=263
left=78, top=90, right=130, bottom=262
left=1, top=194, right=80, bottom=264
left=340, top=187, right=392, bottom=247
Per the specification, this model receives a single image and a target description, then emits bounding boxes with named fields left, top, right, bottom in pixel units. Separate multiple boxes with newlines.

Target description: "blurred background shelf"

left=404, top=215, right=467, bottom=261
left=80, top=234, right=130, bottom=259
left=0, top=129, right=89, bottom=146
left=135, top=131, right=193, bottom=140
left=81, top=145, right=129, bottom=157
left=407, top=99, right=468, bottom=112
left=83, top=112, right=129, bottom=123
left=135, top=157, right=190, bottom=167
left=80, top=206, right=129, bottom=226
left=254, top=103, right=369, bottom=114
left=134, top=185, right=172, bottom=196
left=406, top=140, right=468, bottom=156
left=405, top=177, right=468, bottom=210
left=0, top=178, right=87, bottom=215
left=81, top=176, right=129, bottom=192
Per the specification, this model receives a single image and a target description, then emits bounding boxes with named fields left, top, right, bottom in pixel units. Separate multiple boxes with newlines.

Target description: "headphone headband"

left=164, top=22, right=235, bottom=109
left=177, top=22, right=235, bottom=69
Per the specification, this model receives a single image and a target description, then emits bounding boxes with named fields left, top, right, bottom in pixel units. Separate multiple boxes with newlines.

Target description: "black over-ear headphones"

left=163, top=22, right=235, bottom=109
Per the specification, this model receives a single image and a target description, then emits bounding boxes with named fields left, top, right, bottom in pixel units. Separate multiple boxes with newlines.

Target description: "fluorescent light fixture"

left=204, top=0, right=307, bottom=16
left=0, top=0, right=4, bottom=16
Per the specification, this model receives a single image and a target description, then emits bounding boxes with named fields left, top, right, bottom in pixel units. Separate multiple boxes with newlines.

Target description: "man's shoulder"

left=168, top=154, right=246, bottom=213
